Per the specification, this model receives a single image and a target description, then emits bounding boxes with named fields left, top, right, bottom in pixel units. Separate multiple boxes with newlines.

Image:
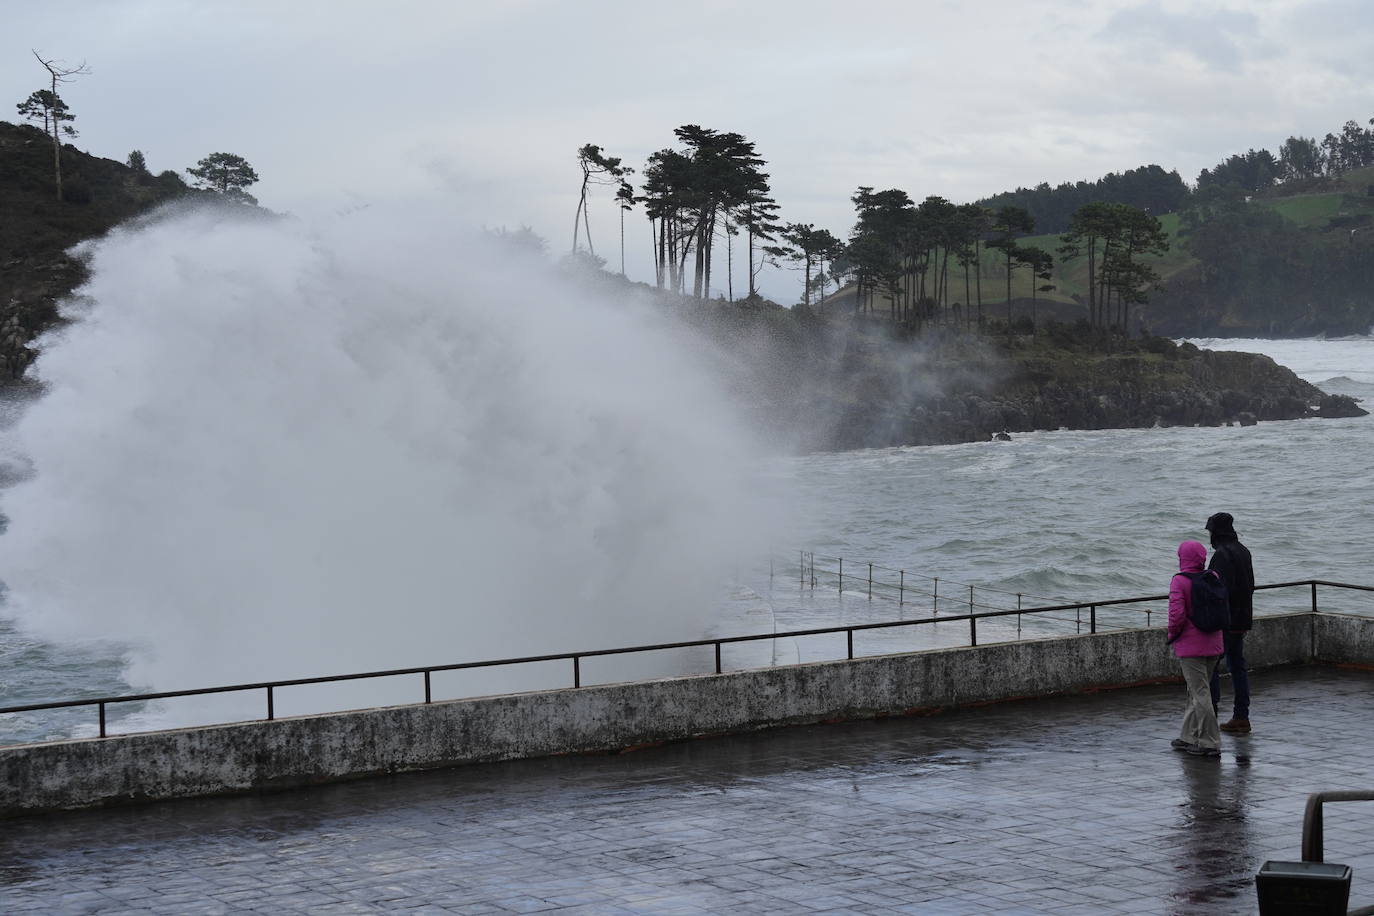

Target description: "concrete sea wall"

left=0, top=611, right=1360, bottom=816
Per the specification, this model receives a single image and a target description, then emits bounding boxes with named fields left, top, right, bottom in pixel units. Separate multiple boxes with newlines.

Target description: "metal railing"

left=2, top=578, right=1371, bottom=741
left=791, top=551, right=1113, bottom=633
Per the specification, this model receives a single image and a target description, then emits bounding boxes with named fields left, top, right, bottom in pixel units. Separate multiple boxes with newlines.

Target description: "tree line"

left=1197, top=117, right=1374, bottom=193
left=977, top=165, right=1189, bottom=236
left=14, top=50, right=261, bottom=204
left=976, top=112, right=1374, bottom=234
left=580, top=125, right=1170, bottom=336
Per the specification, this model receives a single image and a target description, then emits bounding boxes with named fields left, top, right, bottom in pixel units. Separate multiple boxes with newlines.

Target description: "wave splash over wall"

left=0, top=203, right=774, bottom=725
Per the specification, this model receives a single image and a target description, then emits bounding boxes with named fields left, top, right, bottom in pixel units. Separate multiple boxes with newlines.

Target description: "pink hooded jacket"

left=1168, top=540, right=1225, bottom=657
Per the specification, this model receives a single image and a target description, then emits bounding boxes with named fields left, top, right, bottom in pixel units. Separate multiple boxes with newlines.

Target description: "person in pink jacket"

left=1167, top=540, right=1225, bottom=757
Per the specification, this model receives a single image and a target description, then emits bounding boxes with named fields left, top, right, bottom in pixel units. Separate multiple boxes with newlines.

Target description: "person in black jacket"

left=1206, top=512, right=1256, bottom=733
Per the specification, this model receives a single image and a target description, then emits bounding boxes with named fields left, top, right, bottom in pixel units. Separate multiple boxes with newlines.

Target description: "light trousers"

left=1179, top=655, right=1221, bottom=750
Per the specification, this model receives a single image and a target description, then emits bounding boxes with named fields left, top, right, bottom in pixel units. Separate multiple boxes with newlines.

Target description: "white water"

left=0, top=203, right=780, bottom=738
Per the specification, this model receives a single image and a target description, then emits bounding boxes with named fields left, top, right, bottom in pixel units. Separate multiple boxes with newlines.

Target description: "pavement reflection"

left=4, top=666, right=1374, bottom=914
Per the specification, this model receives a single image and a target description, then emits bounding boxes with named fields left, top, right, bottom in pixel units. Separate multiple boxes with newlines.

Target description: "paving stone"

left=4, top=665, right=1374, bottom=913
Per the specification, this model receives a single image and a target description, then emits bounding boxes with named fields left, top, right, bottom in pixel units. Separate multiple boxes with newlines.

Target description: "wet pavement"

left=4, top=665, right=1374, bottom=914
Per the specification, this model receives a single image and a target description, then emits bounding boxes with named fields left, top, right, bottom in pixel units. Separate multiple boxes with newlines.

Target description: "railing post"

left=933, top=577, right=939, bottom=615
left=1017, top=594, right=1022, bottom=638
left=970, top=615, right=977, bottom=647
left=1076, top=606, right=1082, bottom=634
left=899, top=570, right=905, bottom=607
left=839, top=557, right=844, bottom=593
left=847, top=629, right=854, bottom=660
left=267, top=686, right=274, bottom=721
left=1312, top=581, right=1319, bottom=615
left=868, top=563, right=873, bottom=600
left=715, top=642, right=722, bottom=674
left=424, top=670, right=432, bottom=704
left=1304, top=793, right=1327, bottom=863
left=1090, top=605, right=1097, bottom=634
left=968, top=585, right=974, bottom=615
left=573, top=656, right=581, bottom=688
left=99, top=702, right=106, bottom=738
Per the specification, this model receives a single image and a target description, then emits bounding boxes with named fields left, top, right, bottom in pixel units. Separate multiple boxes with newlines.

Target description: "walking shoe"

left=1171, top=739, right=1192, bottom=750
left=1220, top=718, right=1251, bottom=734
left=1187, top=744, right=1222, bottom=758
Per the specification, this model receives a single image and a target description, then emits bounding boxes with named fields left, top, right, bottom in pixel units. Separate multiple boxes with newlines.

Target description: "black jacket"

left=1208, top=537, right=1255, bottom=631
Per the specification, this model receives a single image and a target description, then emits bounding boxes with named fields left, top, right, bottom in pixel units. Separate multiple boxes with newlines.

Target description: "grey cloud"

left=1099, top=0, right=1261, bottom=72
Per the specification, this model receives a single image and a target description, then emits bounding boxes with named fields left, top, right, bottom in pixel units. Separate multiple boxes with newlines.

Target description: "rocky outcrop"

left=722, top=318, right=1369, bottom=452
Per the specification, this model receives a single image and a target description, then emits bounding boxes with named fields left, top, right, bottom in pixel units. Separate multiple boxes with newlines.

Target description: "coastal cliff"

left=689, top=305, right=1367, bottom=452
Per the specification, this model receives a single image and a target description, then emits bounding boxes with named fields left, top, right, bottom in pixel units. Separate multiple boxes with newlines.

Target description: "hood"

left=1205, top=512, right=1237, bottom=540
left=1178, top=540, right=1207, bottom=573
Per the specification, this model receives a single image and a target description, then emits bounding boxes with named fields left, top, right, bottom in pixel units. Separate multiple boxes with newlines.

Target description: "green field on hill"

left=961, top=165, right=1374, bottom=309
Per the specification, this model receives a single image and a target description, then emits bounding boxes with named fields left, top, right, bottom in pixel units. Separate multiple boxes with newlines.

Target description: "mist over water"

left=0, top=203, right=779, bottom=726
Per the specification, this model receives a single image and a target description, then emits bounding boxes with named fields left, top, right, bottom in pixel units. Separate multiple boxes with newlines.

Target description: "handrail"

left=2, top=577, right=1370, bottom=740
left=1302, top=790, right=1374, bottom=863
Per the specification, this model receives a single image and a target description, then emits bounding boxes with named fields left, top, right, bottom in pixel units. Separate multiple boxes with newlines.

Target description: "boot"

left=1220, top=717, right=1251, bottom=734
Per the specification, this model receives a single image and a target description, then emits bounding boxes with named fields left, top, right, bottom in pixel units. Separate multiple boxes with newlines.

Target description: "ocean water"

left=768, top=335, right=1374, bottom=594
left=1, top=271, right=1370, bottom=745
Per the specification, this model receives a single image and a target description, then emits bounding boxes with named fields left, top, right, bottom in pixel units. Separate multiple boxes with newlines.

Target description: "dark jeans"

left=1209, top=631, right=1250, bottom=719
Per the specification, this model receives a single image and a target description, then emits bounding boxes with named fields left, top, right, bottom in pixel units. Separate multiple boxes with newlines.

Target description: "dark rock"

left=1314, top=394, right=1369, bottom=418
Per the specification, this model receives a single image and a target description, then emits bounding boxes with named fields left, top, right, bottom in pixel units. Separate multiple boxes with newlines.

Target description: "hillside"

left=823, top=165, right=1374, bottom=338
left=0, top=121, right=201, bottom=379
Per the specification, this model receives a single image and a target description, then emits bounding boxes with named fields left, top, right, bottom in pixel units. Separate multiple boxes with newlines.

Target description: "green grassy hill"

left=822, top=165, right=1374, bottom=335
left=975, top=166, right=1374, bottom=307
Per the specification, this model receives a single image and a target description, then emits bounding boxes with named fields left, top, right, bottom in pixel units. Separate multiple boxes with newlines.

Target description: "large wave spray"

left=0, top=203, right=777, bottom=725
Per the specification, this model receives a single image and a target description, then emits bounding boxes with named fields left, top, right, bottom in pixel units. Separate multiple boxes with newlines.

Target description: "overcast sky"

left=5, top=0, right=1373, bottom=300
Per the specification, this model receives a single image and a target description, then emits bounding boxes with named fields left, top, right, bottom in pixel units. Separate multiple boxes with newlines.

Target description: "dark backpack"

left=1177, top=571, right=1230, bottom=632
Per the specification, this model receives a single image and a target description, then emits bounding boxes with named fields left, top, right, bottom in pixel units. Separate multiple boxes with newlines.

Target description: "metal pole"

left=1312, top=581, right=1319, bottom=615
left=99, top=702, right=106, bottom=738
left=267, top=686, right=274, bottom=721
left=970, top=615, right=977, bottom=647
left=573, top=656, right=581, bottom=688
left=715, top=642, right=722, bottom=674
left=424, top=671, right=432, bottom=704
left=1304, top=793, right=1326, bottom=862
left=899, top=570, right=905, bottom=607
left=968, top=585, right=974, bottom=615
left=1076, top=606, right=1082, bottom=634
left=933, top=577, right=939, bottom=615
left=839, top=557, right=843, bottom=593
left=1300, top=790, right=1374, bottom=862
left=1017, top=594, right=1022, bottom=638
left=1090, top=605, right=1097, bottom=634
left=847, top=629, right=854, bottom=660
left=868, top=563, right=873, bottom=600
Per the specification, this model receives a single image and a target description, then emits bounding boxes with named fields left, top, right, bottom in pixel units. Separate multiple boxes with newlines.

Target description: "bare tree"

left=31, top=50, right=90, bottom=201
